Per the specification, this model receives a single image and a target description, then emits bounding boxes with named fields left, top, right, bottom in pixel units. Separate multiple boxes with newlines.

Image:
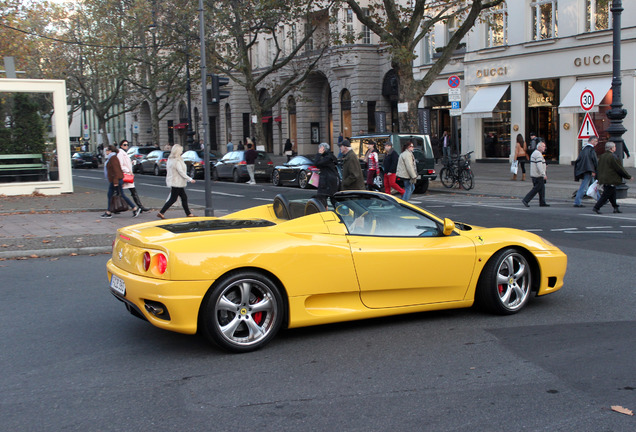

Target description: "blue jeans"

left=107, top=180, right=136, bottom=212
left=402, top=180, right=415, bottom=201
left=574, top=172, right=597, bottom=205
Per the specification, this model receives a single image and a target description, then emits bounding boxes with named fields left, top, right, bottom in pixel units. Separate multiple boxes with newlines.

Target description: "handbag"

left=586, top=179, right=599, bottom=198
left=510, top=160, right=518, bottom=175
left=110, top=192, right=129, bottom=213
left=308, top=172, right=320, bottom=187
left=123, top=173, right=134, bottom=183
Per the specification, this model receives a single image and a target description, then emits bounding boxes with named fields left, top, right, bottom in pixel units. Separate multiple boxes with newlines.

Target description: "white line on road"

left=586, top=226, right=612, bottom=229
left=551, top=228, right=578, bottom=231
left=565, top=230, right=623, bottom=234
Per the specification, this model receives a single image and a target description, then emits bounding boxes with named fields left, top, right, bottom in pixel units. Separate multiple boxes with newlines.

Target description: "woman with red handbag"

left=101, top=145, right=140, bottom=219
left=117, top=140, right=150, bottom=213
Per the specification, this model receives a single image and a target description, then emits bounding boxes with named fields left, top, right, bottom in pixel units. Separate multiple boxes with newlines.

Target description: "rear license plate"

left=110, top=275, right=126, bottom=296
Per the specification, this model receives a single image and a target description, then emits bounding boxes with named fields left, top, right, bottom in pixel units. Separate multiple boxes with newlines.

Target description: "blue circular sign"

left=448, top=75, right=461, bottom=88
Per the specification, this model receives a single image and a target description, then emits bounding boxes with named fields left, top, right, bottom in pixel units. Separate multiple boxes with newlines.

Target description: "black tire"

left=232, top=169, right=241, bottom=183
left=200, top=271, right=285, bottom=353
left=298, top=170, right=308, bottom=189
left=272, top=170, right=281, bottom=186
left=460, top=169, right=474, bottom=190
left=154, top=165, right=160, bottom=176
left=476, top=248, right=532, bottom=315
left=440, top=167, right=455, bottom=188
left=414, top=178, right=429, bottom=194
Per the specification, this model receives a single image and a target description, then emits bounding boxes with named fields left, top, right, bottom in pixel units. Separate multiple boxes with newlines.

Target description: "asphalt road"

left=1, top=249, right=634, bottom=431
left=1, top=171, right=635, bottom=430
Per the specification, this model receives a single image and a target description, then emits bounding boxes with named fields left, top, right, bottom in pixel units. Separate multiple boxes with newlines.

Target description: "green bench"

left=0, top=153, right=49, bottom=183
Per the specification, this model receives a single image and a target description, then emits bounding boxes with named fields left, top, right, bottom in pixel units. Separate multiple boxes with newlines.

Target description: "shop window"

left=485, top=2, right=507, bottom=48
left=483, top=87, right=511, bottom=158
left=531, top=0, right=557, bottom=41
left=341, top=89, right=352, bottom=139
left=526, top=80, right=560, bottom=161
left=586, top=0, right=611, bottom=32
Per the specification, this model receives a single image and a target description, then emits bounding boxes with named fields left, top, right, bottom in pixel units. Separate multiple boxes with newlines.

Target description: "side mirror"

left=442, top=218, right=455, bottom=236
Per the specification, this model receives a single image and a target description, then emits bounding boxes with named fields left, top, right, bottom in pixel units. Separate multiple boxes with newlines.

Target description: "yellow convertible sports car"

left=107, top=191, right=567, bottom=353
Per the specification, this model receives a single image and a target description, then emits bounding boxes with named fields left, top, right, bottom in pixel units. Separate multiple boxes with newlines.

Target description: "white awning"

left=424, top=79, right=451, bottom=96
left=462, top=85, right=509, bottom=118
left=558, top=77, right=611, bottom=114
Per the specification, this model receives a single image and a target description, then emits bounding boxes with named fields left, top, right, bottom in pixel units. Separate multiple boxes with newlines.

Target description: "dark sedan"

left=71, top=152, right=99, bottom=168
left=137, top=150, right=170, bottom=176
left=182, top=150, right=218, bottom=179
left=271, top=155, right=319, bottom=189
left=213, top=150, right=274, bottom=183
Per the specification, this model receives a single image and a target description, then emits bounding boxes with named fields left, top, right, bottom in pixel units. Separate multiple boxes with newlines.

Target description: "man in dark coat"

left=338, top=139, right=365, bottom=190
left=593, top=141, right=632, bottom=214
left=313, top=143, right=339, bottom=208
left=573, top=136, right=598, bottom=207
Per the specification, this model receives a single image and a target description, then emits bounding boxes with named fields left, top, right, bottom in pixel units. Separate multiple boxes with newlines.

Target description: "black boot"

left=130, top=188, right=150, bottom=212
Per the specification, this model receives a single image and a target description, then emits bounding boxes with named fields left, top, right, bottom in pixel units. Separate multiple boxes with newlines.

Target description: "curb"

left=0, top=246, right=111, bottom=260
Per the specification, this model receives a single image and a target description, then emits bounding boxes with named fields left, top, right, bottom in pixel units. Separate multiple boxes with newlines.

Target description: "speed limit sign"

left=580, top=89, right=594, bottom=111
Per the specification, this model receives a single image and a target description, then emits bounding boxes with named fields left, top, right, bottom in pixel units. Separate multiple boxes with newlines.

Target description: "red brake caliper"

left=252, top=296, right=263, bottom=325
left=498, top=284, right=504, bottom=295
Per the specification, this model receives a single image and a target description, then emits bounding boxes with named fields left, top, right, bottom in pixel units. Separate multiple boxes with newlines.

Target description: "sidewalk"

left=1, top=159, right=634, bottom=260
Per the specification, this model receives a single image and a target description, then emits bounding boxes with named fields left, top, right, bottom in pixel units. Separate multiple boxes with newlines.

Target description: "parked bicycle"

left=440, top=151, right=474, bottom=190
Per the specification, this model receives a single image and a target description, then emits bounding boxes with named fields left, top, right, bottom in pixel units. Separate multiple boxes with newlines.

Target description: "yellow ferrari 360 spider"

left=107, top=191, right=567, bottom=353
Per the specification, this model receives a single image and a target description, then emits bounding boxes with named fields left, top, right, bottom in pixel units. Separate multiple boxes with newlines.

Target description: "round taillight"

left=143, top=252, right=151, bottom=271
left=157, top=253, right=167, bottom=274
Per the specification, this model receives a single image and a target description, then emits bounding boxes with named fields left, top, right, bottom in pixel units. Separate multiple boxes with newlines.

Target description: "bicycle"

left=440, top=151, right=474, bottom=190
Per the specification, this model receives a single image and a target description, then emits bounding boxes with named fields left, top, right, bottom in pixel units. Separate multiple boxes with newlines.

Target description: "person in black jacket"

left=313, top=143, right=339, bottom=208
left=592, top=141, right=632, bottom=214
left=382, top=141, right=404, bottom=195
left=573, top=136, right=599, bottom=207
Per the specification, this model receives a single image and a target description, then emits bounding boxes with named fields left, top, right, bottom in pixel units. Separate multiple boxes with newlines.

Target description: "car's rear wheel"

left=201, top=271, right=284, bottom=353
left=232, top=169, right=241, bottom=183
left=414, top=178, right=429, bottom=194
left=298, top=170, right=308, bottom=189
left=272, top=170, right=281, bottom=186
left=476, top=248, right=532, bottom=315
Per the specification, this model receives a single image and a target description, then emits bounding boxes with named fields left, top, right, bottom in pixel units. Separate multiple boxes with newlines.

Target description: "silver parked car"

left=213, top=150, right=274, bottom=183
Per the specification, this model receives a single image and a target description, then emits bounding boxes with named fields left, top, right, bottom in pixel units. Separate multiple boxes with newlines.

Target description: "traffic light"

left=211, top=74, right=230, bottom=104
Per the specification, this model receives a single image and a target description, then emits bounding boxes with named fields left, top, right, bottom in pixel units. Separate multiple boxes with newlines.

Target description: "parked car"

left=182, top=150, right=218, bottom=179
left=127, top=146, right=159, bottom=173
left=348, top=133, right=437, bottom=193
left=214, top=150, right=274, bottom=182
left=107, top=190, right=567, bottom=353
left=271, top=155, right=319, bottom=189
left=137, top=150, right=170, bottom=176
left=71, top=152, right=99, bottom=169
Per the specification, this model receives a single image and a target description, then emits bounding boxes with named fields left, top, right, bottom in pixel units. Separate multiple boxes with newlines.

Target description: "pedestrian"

left=364, top=140, right=380, bottom=190
left=396, top=141, right=418, bottom=202
left=442, top=130, right=451, bottom=160
left=157, top=144, right=196, bottom=219
left=573, top=136, right=599, bottom=207
left=117, top=139, right=150, bottom=213
left=284, top=138, right=293, bottom=161
left=338, top=132, right=343, bottom=145
left=101, top=145, right=140, bottom=219
left=237, top=140, right=244, bottom=150
left=592, top=141, right=633, bottom=214
left=338, top=139, right=365, bottom=190
left=521, top=139, right=550, bottom=207
left=226, top=139, right=234, bottom=153
left=512, top=133, right=528, bottom=181
left=382, top=141, right=404, bottom=196
left=431, top=133, right=441, bottom=164
left=527, top=132, right=539, bottom=154
left=244, top=141, right=257, bottom=184
left=313, top=143, right=339, bottom=208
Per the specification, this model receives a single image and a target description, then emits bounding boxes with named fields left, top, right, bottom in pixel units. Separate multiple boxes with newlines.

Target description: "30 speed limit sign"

left=580, top=89, right=594, bottom=111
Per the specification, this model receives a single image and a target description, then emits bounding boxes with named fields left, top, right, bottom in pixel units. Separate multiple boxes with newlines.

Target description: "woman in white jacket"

left=117, top=140, right=149, bottom=212
left=157, top=144, right=196, bottom=219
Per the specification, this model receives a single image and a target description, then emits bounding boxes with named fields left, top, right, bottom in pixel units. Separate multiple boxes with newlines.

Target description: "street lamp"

left=184, top=38, right=196, bottom=150
left=606, top=0, right=628, bottom=198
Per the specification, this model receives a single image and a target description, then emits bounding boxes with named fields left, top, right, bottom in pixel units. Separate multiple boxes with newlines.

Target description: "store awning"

left=558, top=77, right=611, bottom=114
left=462, top=85, right=509, bottom=118
left=274, top=116, right=282, bottom=123
left=424, top=79, right=451, bottom=96
left=261, top=116, right=272, bottom=123
left=173, top=122, right=187, bottom=130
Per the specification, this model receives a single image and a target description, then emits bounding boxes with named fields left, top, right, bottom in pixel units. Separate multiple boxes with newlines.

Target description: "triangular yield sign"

left=578, top=112, right=599, bottom=139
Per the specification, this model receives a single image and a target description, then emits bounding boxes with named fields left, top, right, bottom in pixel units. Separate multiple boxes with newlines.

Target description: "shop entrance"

left=527, top=80, right=559, bottom=161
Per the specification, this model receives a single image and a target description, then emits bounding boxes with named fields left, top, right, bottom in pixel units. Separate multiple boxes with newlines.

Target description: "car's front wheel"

left=298, top=170, right=309, bottom=189
left=154, top=165, right=160, bottom=176
left=476, top=248, right=532, bottom=315
left=201, top=271, right=285, bottom=353
left=272, top=170, right=281, bottom=186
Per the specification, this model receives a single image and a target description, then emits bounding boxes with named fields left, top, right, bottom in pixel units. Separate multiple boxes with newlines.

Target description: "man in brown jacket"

left=592, top=141, right=632, bottom=214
